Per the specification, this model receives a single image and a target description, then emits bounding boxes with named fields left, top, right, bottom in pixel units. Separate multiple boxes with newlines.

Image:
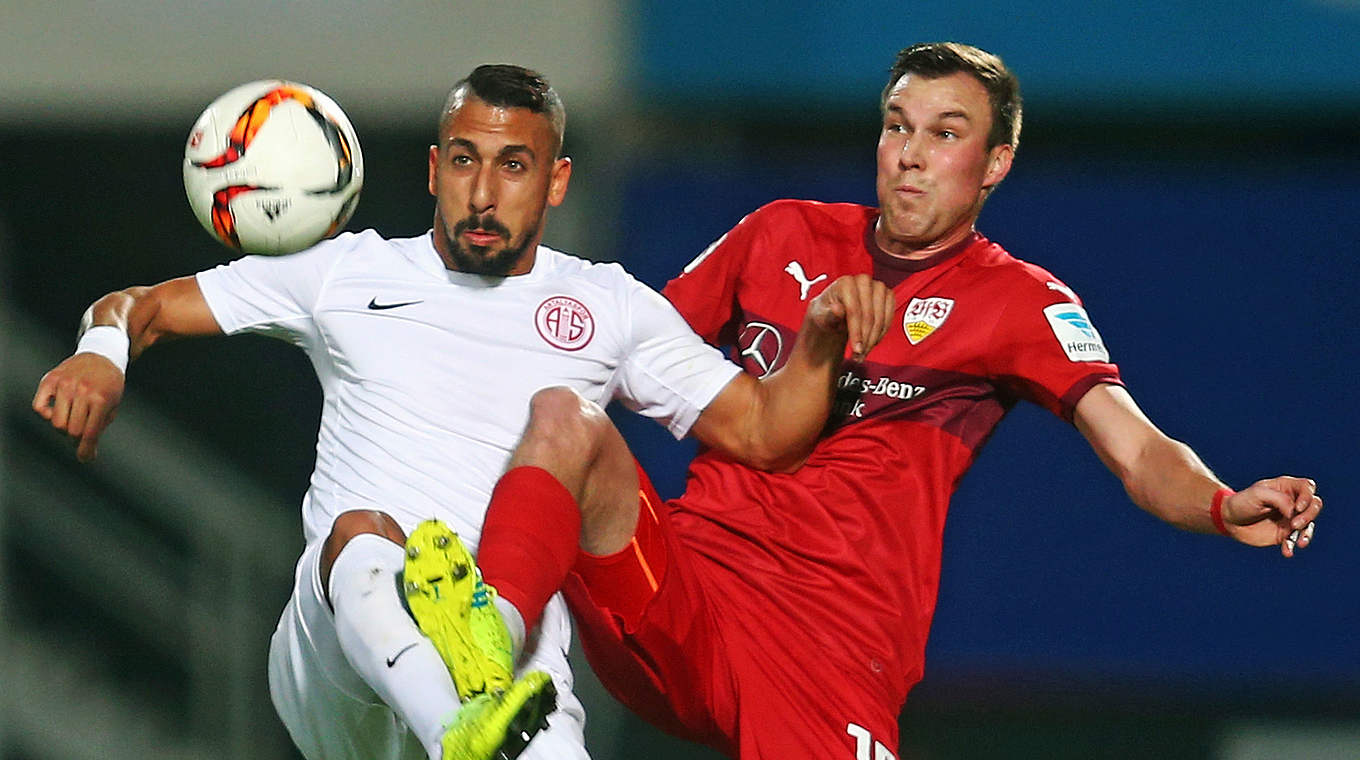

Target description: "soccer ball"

left=183, top=80, right=363, bottom=255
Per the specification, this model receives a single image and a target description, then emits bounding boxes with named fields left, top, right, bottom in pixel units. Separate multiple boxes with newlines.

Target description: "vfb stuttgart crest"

left=903, top=297, right=954, bottom=345
left=535, top=296, right=595, bottom=351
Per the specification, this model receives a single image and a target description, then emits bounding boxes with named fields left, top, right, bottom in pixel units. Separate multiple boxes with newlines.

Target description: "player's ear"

left=982, top=143, right=1014, bottom=189
left=547, top=156, right=572, bottom=207
left=427, top=145, right=439, bottom=196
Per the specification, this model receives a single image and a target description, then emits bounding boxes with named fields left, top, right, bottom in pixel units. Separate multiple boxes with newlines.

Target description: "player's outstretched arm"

left=32, top=276, right=222, bottom=463
left=1073, top=383, right=1322, bottom=557
left=690, top=274, right=895, bottom=472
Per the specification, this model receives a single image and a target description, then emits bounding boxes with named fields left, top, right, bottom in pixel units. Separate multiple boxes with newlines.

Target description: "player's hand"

left=805, top=274, right=896, bottom=362
left=32, top=353, right=126, bottom=463
left=1221, top=476, right=1323, bottom=558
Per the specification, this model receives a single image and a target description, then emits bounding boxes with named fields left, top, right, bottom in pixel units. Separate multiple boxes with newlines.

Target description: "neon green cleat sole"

left=442, top=671, right=557, bottom=760
left=404, top=519, right=514, bottom=700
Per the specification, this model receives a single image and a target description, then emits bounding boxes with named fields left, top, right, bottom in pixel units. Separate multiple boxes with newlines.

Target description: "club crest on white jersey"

left=1043, top=303, right=1109, bottom=362
left=535, top=296, right=595, bottom=351
left=903, top=297, right=954, bottom=345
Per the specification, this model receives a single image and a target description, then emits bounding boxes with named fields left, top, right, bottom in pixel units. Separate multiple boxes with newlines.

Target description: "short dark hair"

left=440, top=64, right=566, bottom=155
left=883, top=42, right=1022, bottom=151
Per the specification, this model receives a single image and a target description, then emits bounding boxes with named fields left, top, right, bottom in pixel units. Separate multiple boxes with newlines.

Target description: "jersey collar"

left=864, top=217, right=981, bottom=278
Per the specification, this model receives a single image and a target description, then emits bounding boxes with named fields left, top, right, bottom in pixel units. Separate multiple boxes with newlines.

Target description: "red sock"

left=478, top=466, right=581, bottom=631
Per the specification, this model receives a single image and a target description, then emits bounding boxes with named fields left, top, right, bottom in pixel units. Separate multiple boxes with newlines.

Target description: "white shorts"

left=267, top=537, right=590, bottom=760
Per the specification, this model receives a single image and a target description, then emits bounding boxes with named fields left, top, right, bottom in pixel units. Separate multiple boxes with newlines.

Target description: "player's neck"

left=874, top=220, right=977, bottom=261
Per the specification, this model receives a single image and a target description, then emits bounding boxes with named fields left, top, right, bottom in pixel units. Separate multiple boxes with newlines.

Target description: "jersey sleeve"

left=194, top=232, right=354, bottom=348
left=661, top=206, right=768, bottom=344
left=987, top=276, right=1123, bottom=421
left=614, top=272, right=742, bottom=440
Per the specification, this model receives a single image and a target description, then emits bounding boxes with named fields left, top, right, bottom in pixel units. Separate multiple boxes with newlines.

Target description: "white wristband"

left=75, top=325, right=130, bottom=373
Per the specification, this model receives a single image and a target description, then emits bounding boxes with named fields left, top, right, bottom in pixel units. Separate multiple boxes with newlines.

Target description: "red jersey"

left=662, top=200, right=1122, bottom=705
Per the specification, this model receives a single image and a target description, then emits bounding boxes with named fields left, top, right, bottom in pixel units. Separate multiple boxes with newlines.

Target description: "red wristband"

left=1210, top=487, right=1234, bottom=536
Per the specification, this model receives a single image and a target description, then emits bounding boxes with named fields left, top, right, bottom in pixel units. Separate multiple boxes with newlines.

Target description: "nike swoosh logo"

left=385, top=642, right=419, bottom=668
left=367, top=298, right=424, bottom=310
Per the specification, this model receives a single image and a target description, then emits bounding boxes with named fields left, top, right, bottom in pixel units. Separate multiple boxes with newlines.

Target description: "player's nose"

left=897, top=136, right=924, bottom=169
left=468, top=164, right=496, bottom=212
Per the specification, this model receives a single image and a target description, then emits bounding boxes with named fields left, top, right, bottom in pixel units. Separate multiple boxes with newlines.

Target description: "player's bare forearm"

left=689, top=343, right=839, bottom=472
left=742, top=335, right=846, bottom=470
left=691, top=275, right=894, bottom=471
left=80, top=287, right=141, bottom=348
left=34, top=277, right=221, bottom=462
left=1125, top=444, right=1322, bottom=556
left=88, top=277, right=221, bottom=357
left=1075, top=385, right=1219, bottom=530
left=1112, top=433, right=1223, bottom=533
left=1074, top=383, right=1322, bottom=556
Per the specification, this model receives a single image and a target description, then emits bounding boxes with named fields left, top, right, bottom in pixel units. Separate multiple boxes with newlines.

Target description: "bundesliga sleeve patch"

left=1043, top=303, right=1110, bottom=362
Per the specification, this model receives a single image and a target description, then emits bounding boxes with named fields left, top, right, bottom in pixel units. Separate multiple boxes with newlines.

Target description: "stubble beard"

left=435, top=212, right=537, bottom=277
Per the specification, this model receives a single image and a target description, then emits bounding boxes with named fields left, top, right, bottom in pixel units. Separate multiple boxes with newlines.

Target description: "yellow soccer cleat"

left=442, top=671, right=557, bottom=760
left=404, top=519, right=514, bottom=699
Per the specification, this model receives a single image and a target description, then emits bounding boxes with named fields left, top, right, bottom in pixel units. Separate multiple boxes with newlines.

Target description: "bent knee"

left=527, top=387, right=611, bottom=443
left=324, top=510, right=404, bottom=559
left=319, top=510, right=406, bottom=597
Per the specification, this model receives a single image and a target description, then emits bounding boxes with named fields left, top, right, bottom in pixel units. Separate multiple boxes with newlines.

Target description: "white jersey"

left=199, top=229, right=739, bottom=759
left=196, top=229, right=740, bottom=545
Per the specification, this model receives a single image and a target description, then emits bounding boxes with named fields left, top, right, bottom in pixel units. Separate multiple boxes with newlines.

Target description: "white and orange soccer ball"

left=183, top=80, right=363, bottom=255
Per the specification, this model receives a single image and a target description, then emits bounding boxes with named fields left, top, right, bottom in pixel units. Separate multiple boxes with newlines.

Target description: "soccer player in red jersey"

left=471, top=43, right=1325, bottom=759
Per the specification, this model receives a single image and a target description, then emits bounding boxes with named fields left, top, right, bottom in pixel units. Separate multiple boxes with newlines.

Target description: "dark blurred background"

left=2, top=3, right=1357, bottom=759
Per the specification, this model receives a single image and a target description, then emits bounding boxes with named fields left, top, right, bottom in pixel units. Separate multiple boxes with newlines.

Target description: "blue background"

left=636, top=1, right=1360, bottom=110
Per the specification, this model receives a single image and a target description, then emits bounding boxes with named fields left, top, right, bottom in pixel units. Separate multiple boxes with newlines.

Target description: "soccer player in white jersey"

left=32, top=65, right=895, bottom=760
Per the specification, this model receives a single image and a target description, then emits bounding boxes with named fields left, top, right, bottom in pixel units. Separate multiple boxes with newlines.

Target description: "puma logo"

left=784, top=261, right=827, bottom=301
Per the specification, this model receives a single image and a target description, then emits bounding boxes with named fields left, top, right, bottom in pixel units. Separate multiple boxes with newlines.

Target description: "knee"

left=526, top=386, right=610, bottom=450
left=320, top=510, right=405, bottom=590
left=328, top=509, right=405, bottom=548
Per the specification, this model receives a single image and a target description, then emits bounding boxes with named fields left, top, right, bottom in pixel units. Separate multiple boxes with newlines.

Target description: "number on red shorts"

left=846, top=723, right=895, bottom=760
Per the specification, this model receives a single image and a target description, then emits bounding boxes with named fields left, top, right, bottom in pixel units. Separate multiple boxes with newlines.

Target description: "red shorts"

left=562, top=463, right=902, bottom=760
